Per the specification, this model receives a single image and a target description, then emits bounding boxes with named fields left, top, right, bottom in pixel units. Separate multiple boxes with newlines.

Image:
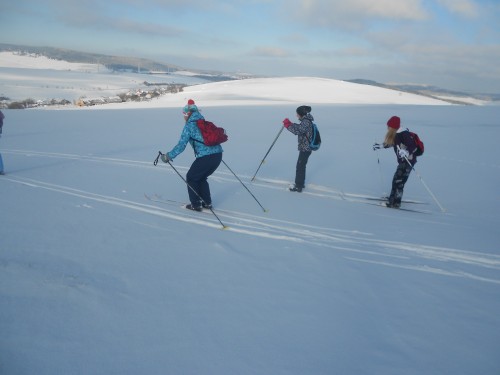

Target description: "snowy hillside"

left=107, top=76, right=450, bottom=108
left=1, top=75, right=500, bottom=375
left=0, top=51, right=110, bottom=72
left=0, top=51, right=212, bottom=103
left=1, top=51, right=456, bottom=106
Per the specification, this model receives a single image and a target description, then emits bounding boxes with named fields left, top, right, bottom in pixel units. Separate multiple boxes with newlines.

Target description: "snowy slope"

left=0, top=51, right=110, bottom=72
left=1, top=51, right=451, bottom=106
left=0, top=51, right=212, bottom=102
left=1, top=78, right=500, bottom=375
left=148, top=76, right=450, bottom=107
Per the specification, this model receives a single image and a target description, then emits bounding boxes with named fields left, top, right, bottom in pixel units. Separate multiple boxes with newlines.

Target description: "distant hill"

left=0, top=43, right=245, bottom=82
left=346, top=79, right=500, bottom=105
left=1, top=43, right=497, bottom=105
left=0, top=43, right=180, bottom=73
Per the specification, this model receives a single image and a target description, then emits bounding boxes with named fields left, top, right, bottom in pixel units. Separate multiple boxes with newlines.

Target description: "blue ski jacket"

left=167, top=111, right=223, bottom=160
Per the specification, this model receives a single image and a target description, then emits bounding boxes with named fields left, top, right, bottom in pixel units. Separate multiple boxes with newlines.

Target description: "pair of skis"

left=355, top=196, right=431, bottom=214
left=146, top=192, right=430, bottom=221
left=145, top=193, right=229, bottom=229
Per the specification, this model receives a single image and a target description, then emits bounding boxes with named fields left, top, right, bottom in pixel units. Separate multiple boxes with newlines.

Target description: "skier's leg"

left=294, top=151, right=311, bottom=189
left=388, top=163, right=412, bottom=207
left=197, top=153, right=222, bottom=205
left=187, top=153, right=222, bottom=206
left=186, top=159, right=204, bottom=207
left=393, top=164, right=412, bottom=205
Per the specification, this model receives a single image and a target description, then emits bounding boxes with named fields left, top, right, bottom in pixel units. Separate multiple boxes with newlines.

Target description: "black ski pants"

left=389, top=162, right=413, bottom=205
left=186, top=152, right=222, bottom=207
left=295, top=151, right=312, bottom=189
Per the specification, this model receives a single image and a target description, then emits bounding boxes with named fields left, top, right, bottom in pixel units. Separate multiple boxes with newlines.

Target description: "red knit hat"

left=387, top=116, right=401, bottom=130
left=183, top=99, right=198, bottom=114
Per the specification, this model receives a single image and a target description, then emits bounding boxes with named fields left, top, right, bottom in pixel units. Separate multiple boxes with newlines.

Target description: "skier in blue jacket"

left=0, top=110, right=4, bottom=136
left=161, top=100, right=222, bottom=211
left=0, top=110, right=5, bottom=175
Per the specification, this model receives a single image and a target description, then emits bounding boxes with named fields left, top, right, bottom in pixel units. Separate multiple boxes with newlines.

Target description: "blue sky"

left=1, top=0, right=500, bottom=93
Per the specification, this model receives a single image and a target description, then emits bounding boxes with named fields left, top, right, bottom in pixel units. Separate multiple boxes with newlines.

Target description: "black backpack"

left=407, top=129, right=424, bottom=156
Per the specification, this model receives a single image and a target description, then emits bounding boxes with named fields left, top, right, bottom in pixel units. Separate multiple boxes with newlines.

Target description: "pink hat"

left=387, top=116, right=401, bottom=130
left=187, top=99, right=195, bottom=105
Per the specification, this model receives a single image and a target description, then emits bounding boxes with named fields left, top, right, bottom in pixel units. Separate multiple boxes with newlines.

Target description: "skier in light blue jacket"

left=161, top=100, right=223, bottom=211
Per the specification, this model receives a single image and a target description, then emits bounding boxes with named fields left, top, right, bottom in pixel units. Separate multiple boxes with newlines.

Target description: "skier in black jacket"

left=377, top=115, right=418, bottom=208
left=283, top=105, right=315, bottom=192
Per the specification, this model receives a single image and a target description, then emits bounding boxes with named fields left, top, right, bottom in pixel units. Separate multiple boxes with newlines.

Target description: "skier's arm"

left=287, top=118, right=310, bottom=135
left=167, top=124, right=192, bottom=160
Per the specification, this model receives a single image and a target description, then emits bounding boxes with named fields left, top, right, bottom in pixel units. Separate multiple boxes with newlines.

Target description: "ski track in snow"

left=3, top=148, right=500, bottom=285
left=4, top=147, right=429, bottom=204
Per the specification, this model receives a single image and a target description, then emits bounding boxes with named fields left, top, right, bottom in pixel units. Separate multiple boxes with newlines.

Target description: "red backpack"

left=196, top=119, right=228, bottom=146
left=407, top=129, right=424, bottom=156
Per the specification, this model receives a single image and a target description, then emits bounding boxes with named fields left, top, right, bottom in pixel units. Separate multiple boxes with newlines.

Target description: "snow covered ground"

left=1, top=58, right=500, bottom=375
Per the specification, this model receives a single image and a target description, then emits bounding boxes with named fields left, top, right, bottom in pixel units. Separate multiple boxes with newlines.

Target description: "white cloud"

left=50, top=1, right=184, bottom=37
left=436, top=0, right=479, bottom=18
left=291, top=0, right=429, bottom=30
left=249, top=47, right=292, bottom=58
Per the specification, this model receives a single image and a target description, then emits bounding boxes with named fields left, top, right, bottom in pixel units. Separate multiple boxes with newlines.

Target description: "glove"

left=373, top=143, right=381, bottom=150
left=398, top=148, right=409, bottom=159
left=283, top=118, right=292, bottom=128
left=160, top=153, right=172, bottom=163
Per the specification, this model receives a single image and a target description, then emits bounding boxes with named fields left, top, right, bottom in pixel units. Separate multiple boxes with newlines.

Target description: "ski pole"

left=397, top=146, right=446, bottom=213
left=154, top=151, right=228, bottom=229
left=251, top=125, right=285, bottom=181
left=373, top=142, right=386, bottom=195
left=222, top=159, right=267, bottom=212
left=153, top=152, right=161, bottom=166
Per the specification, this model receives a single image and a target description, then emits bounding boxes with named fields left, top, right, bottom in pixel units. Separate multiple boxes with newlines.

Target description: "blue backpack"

left=308, top=123, right=321, bottom=151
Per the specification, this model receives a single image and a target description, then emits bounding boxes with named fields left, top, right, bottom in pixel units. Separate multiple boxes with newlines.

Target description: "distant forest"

left=0, top=43, right=180, bottom=73
left=0, top=43, right=246, bottom=82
